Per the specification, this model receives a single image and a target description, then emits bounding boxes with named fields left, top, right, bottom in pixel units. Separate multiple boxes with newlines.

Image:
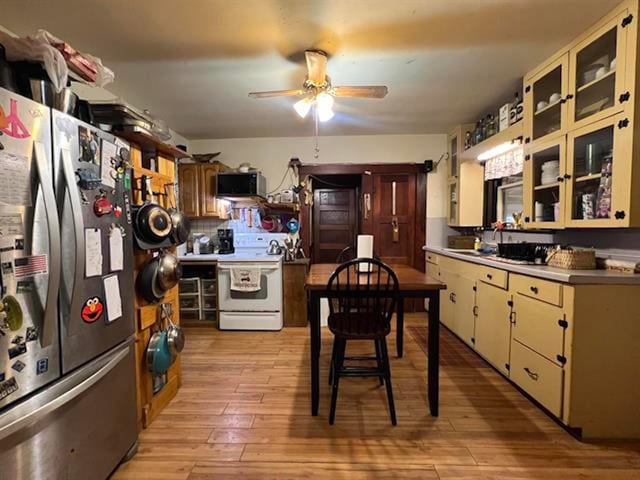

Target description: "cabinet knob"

left=524, top=367, right=539, bottom=381
left=564, top=174, right=572, bottom=180
left=530, top=286, right=539, bottom=294
left=486, top=274, right=493, bottom=280
left=556, top=176, right=564, bottom=182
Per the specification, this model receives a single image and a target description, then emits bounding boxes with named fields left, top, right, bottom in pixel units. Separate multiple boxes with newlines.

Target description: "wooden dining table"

left=305, top=263, right=447, bottom=417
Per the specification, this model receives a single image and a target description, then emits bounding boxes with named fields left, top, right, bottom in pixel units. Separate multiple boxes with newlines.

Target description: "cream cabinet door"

left=451, top=275, right=476, bottom=347
left=439, top=269, right=455, bottom=331
left=475, top=282, right=512, bottom=375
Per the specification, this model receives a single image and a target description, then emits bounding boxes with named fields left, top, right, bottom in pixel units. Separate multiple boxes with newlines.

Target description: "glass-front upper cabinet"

left=524, top=54, right=569, bottom=144
left=523, top=138, right=566, bottom=229
left=447, top=181, right=458, bottom=226
left=449, top=134, right=459, bottom=179
left=564, top=113, right=632, bottom=227
left=568, top=11, right=631, bottom=130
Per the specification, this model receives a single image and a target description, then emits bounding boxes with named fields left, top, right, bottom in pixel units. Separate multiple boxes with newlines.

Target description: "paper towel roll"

left=357, top=235, right=374, bottom=272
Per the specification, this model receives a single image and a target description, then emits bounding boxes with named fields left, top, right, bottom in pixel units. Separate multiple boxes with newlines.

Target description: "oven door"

left=217, top=261, right=282, bottom=312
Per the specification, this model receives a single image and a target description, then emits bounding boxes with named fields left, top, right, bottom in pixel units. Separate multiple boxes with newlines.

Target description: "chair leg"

left=328, top=338, right=337, bottom=386
left=374, top=339, right=384, bottom=386
left=329, top=338, right=346, bottom=425
left=380, top=338, right=397, bottom=426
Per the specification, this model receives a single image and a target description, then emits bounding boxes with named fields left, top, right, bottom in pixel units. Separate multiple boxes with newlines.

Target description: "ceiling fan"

left=248, top=50, right=388, bottom=122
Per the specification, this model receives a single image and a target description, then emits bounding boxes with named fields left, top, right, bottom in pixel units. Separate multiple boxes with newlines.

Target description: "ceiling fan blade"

left=333, top=86, right=389, bottom=98
left=305, top=50, right=328, bottom=86
left=248, top=89, right=305, bottom=98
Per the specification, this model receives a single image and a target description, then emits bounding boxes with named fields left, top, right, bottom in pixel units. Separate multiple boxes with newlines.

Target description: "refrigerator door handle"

left=61, top=148, right=85, bottom=322
left=0, top=344, right=129, bottom=442
left=33, top=142, right=61, bottom=348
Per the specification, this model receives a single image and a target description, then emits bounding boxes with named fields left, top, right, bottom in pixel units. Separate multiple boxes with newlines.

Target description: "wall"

left=189, top=134, right=454, bottom=246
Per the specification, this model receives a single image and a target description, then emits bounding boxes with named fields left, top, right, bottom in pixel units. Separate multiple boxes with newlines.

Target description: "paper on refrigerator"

left=109, top=226, right=124, bottom=272
left=103, top=274, right=123, bottom=323
left=100, top=139, right=117, bottom=189
left=0, top=152, right=32, bottom=206
left=85, top=228, right=103, bottom=277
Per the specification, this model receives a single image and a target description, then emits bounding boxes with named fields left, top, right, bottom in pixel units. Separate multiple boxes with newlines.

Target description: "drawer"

left=180, top=310, right=200, bottom=321
left=202, top=309, right=218, bottom=323
left=511, top=274, right=562, bottom=307
left=426, top=252, right=439, bottom=265
left=510, top=340, right=563, bottom=417
left=512, top=294, right=565, bottom=365
left=179, top=277, right=200, bottom=294
left=202, top=295, right=217, bottom=310
left=179, top=296, right=199, bottom=310
left=477, top=265, right=508, bottom=289
left=201, top=278, right=217, bottom=295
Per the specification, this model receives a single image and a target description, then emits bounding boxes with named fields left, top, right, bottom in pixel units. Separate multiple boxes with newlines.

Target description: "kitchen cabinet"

left=521, top=1, right=640, bottom=229
left=474, top=281, right=512, bottom=376
left=523, top=136, right=567, bottom=228
left=439, top=268, right=476, bottom=347
left=567, top=10, right=631, bottom=131
left=524, top=53, right=570, bottom=144
left=565, top=113, right=634, bottom=226
left=427, top=251, right=640, bottom=438
left=178, top=161, right=230, bottom=219
left=447, top=124, right=484, bottom=227
left=283, top=259, right=309, bottom=327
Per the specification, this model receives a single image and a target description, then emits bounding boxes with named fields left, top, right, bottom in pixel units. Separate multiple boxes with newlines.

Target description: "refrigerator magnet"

left=100, top=139, right=117, bottom=189
left=81, top=296, right=104, bottom=323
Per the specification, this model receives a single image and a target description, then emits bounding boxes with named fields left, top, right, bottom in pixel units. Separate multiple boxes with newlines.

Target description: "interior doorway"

left=311, top=175, right=361, bottom=263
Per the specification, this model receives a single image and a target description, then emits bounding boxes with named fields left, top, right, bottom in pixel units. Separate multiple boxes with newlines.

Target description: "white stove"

left=217, top=233, right=287, bottom=331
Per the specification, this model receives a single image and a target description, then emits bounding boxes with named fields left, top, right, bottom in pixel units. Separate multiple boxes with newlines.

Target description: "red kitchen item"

left=53, top=42, right=98, bottom=82
left=261, top=216, right=275, bottom=232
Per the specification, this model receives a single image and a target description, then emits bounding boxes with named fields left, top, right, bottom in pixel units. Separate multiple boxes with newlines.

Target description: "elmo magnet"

left=81, top=297, right=104, bottom=323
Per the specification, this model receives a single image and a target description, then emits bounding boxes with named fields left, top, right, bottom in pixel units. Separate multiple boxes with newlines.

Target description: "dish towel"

left=230, top=267, right=261, bottom=292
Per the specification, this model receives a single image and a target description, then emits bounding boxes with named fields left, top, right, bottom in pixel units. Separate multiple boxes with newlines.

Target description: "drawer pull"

left=524, top=367, right=539, bottom=381
left=451, top=293, right=457, bottom=304
left=486, top=274, right=493, bottom=280
left=530, top=286, right=539, bottom=294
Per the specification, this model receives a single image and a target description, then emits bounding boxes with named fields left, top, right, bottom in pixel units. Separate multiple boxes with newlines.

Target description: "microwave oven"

left=216, top=172, right=267, bottom=199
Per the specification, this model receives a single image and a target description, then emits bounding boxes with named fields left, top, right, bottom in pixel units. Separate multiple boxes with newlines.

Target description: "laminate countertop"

left=425, top=246, right=640, bottom=285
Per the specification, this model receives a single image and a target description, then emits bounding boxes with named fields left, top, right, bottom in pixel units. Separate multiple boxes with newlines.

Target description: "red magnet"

left=114, top=205, right=123, bottom=218
left=94, top=196, right=113, bottom=217
left=81, top=297, right=104, bottom=323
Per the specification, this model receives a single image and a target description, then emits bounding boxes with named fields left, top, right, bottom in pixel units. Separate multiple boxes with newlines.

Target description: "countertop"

left=179, top=254, right=221, bottom=263
left=425, top=246, right=640, bottom=285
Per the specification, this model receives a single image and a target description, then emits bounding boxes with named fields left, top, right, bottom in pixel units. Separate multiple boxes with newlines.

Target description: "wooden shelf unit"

left=127, top=143, right=182, bottom=431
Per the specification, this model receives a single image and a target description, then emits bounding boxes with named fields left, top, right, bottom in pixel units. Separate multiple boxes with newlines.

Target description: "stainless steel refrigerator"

left=0, top=87, right=137, bottom=479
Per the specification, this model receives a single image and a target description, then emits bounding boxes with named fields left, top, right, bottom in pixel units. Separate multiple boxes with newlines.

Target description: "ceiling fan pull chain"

left=314, top=108, right=320, bottom=159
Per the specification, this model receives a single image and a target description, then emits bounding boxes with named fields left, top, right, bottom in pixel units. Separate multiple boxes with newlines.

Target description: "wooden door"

left=178, top=164, right=199, bottom=217
left=312, top=188, right=358, bottom=263
left=199, top=164, right=220, bottom=217
left=474, top=282, right=512, bottom=376
left=371, top=173, right=416, bottom=265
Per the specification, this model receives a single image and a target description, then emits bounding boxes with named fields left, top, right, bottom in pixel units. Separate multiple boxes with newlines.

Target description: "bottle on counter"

left=510, top=92, right=523, bottom=125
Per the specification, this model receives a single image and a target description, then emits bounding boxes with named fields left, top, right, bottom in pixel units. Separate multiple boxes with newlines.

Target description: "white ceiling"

left=2, top=0, right=621, bottom=139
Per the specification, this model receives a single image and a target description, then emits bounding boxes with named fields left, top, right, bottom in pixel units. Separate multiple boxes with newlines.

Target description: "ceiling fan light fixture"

left=315, top=92, right=334, bottom=110
left=293, top=96, right=314, bottom=118
left=317, top=103, right=334, bottom=122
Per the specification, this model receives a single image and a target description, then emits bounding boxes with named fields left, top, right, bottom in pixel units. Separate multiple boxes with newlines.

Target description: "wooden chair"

left=335, top=246, right=405, bottom=359
left=325, top=258, right=399, bottom=425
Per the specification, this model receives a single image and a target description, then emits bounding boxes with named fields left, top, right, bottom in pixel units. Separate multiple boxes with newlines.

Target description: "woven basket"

left=547, top=248, right=596, bottom=270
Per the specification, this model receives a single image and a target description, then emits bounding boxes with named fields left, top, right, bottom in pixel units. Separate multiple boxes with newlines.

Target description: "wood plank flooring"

left=112, top=314, right=640, bottom=479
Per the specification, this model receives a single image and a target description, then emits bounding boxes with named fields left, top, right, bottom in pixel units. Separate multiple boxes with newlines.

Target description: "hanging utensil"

left=164, top=183, right=191, bottom=245
left=135, top=175, right=173, bottom=243
left=161, top=303, right=185, bottom=357
left=146, top=329, right=173, bottom=375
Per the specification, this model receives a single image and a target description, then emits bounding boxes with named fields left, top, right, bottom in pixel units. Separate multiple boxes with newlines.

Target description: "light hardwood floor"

left=112, top=314, right=640, bottom=479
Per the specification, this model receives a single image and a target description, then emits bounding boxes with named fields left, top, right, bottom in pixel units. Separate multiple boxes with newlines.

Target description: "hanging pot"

left=146, top=330, right=173, bottom=375
left=169, top=208, right=191, bottom=245
left=157, top=251, right=182, bottom=291
left=137, top=256, right=164, bottom=303
left=135, top=176, right=173, bottom=243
